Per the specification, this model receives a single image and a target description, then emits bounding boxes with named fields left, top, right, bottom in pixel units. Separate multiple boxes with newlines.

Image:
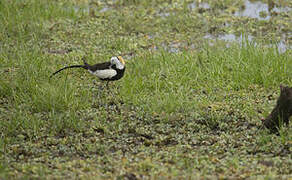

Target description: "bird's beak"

left=118, top=56, right=125, bottom=65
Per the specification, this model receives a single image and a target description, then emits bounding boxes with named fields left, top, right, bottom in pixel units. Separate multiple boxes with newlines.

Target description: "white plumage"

left=89, top=69, right=117, bottom=79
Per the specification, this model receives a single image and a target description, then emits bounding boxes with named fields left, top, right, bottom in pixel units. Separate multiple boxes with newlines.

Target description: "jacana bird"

left=50, top=56, right=126, bottom=86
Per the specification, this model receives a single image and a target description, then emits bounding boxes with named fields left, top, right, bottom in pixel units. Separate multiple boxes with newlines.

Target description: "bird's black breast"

left=111, top=68, right=125, bottom=81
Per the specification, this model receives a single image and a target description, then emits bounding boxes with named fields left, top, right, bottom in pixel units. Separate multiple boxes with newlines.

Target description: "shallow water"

left=204, top=33, right=291, bottom=53
left=188, top=0, right=291, bottom=20
left=234, top=0, right=291, bottom=20
left=188, top=1, right=210, bottom=10
left=204, top=33, right=254, bottom=42
left=75, top=0, right=291, bottom=20
left=71, top=1, right=291, bottom=53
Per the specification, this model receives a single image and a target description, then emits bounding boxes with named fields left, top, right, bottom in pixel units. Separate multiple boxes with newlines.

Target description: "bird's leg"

left=106, top=81, right=118, bottom=99
left=93, top=80, right=103, bottom=101
left=106, top=81, right=115, bottom=96
left=106, top=81, right=110, bottom=90
left=93, top=80, right=102, bottom=93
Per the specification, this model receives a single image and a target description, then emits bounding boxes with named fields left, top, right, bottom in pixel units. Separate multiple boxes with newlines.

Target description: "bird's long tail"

left=50, top=65, right=85, bottom=78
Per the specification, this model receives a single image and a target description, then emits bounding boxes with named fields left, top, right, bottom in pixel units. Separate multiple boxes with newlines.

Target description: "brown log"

left=263, top=85, right=292, bottom=133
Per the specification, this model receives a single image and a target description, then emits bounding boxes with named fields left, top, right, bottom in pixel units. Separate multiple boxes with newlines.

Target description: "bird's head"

left=111, top=56, right=125, bottom=69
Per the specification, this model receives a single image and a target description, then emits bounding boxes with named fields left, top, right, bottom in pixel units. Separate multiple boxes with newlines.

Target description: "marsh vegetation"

left=0, top=0, right=291, bottom=179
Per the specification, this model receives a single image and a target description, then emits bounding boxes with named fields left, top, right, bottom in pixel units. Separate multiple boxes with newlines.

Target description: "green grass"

left=0, top=0, right=292, bottom=179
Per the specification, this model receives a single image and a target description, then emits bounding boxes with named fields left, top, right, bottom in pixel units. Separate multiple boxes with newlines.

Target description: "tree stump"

left=263, top=85, right=292, bottom=133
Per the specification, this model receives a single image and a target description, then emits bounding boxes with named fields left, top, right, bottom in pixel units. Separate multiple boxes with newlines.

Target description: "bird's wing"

left=89, top=62, right=111, bottom=71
